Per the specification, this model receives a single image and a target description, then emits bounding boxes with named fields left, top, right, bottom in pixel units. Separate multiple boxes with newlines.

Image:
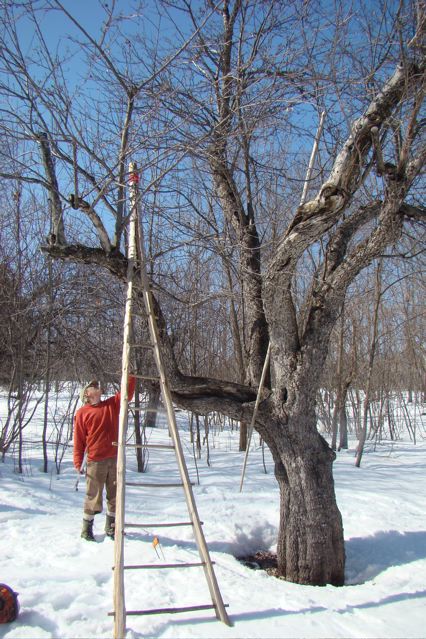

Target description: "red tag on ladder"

left=128, top=171, right=139, bottom=184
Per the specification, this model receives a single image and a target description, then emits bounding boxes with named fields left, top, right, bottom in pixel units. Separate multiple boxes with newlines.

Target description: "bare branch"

left=397, top=82, right=425, bottom=174
left=51, top=0, right=130, bottom=94
left=115, top=90, right=137, bottom=246
left=69, top=197, right=112, bottom=253
left=400, top=202, right=426, bottom=221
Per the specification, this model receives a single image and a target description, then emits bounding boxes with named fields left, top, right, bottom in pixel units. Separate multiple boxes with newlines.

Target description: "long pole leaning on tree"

left=299, top=110, right=326, bottom=206
left=239, top=342, right=271, bottom=492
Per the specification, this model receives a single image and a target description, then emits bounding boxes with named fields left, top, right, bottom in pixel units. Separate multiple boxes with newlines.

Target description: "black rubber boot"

left=81, top=518, right=96, bottom=541
left=105, top=514, right=115, bottom=539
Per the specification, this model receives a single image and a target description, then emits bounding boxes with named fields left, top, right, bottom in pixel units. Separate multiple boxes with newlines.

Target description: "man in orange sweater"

left=74, top=376, right=136, bottom=541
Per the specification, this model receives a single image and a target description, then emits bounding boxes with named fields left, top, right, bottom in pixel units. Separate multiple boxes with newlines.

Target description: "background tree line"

left=1, top=159, right=423, bottom=458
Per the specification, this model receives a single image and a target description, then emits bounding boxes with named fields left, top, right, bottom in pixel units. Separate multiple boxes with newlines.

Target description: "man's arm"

left=112, top=375, right=137, bottom=408
left=73, top=412, right=87, bottom=471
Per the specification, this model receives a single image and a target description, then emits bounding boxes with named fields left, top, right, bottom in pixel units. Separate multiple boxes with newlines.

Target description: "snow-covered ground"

left=1, top=396, right=425, bottom=638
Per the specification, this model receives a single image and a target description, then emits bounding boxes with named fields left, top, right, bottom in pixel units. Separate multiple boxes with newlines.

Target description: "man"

left=74, top=375, right=136, bottom=541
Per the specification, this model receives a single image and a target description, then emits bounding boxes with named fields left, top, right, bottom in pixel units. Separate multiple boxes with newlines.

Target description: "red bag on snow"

left=0, top=583, right=19, bottom=623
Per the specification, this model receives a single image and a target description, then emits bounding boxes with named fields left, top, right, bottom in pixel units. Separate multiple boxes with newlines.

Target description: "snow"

left=1, top=396, right=426, bottom=639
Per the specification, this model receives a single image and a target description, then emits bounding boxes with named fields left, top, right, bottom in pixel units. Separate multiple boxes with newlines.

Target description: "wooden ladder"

left=111, top=162, right=231, bottom=638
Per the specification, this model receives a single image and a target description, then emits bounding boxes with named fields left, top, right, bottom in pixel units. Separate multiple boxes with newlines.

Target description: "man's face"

left=85, top=383, right=102, bottom=405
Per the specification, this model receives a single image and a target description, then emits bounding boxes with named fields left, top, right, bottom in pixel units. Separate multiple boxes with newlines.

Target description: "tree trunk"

left=133, top=379, right=145, bottom=473
left=338, top=384, right=349, bottom=450
left=273, top=418, right=345, bottom=586
left=42, top=256, right=54, bottom=474
left=355, top=261, right=382, bottom=467
left=144, top=386, right=160, bottom=429
left=42, top=330, right=51, bottom=474
left=330, top=401, right=339, bottom=452
left=331, top=307, right=346, bottom=450
left=239, top=420, right=248, bottom=451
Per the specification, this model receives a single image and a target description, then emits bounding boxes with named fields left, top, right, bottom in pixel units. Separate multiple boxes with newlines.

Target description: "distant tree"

left=355, top=260, right=383, bottom=466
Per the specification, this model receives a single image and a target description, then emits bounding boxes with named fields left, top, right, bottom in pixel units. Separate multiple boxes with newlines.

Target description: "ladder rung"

left=130, top=343, right=154, bottom=349
left=124, top=443, right=175, bottom=450
left=109, top=603, right=228, bottom=617
left=132, top=311, right=159, bottom=320
left=142, top=443, right=174, bottom=449
left=123, top=562, right=208, bottom=570
left=125, top=521, right=197, bottom=528
left=133, top=374, right=161, bottom=381
left=113, top=442, right=174, bottom=449
left=125, top=481, right=192, bottom=488
left=131, top=407, right=161, bottom=413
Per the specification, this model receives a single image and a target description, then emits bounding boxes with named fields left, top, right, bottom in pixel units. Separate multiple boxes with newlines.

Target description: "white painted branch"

left=327, top=62, right=418, bottom=193
left=300, top=111, right=326, bottom=206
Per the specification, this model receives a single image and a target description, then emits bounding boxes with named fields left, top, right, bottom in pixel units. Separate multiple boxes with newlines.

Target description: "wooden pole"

left=239, top=342, right=271, bottom=492
left=113, top=161, right=139, bottom=639
left=299, top=110, right=326, bottom=206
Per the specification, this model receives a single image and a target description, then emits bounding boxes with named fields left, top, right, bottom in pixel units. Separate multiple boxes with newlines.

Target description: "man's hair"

left=79, top=379, right=100, bottom=404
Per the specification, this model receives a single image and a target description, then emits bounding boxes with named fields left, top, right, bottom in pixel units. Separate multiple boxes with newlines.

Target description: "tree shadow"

left=135, top=604, right=328, bottom=636
left=336, top=589, right=426, bottom=613
left=345, top=530, right=426, bottom=584
left=126, top=528, right=426, bottom=587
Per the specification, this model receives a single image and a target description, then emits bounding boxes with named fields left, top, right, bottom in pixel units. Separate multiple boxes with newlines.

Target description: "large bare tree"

left=0, top=0, right=424, bottom=586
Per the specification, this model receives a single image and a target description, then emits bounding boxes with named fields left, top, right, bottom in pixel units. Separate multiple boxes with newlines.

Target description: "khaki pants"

left=84, top=457, right=117, bottom=517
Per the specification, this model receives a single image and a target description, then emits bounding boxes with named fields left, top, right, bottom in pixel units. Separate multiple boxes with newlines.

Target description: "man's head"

left=80, top=380, right=102, bottom=405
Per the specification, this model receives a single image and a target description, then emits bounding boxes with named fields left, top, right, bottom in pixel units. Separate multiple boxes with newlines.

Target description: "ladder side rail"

left=113, top=163, right=139, bottom=639
left=135, top=218, right=231, bottom=627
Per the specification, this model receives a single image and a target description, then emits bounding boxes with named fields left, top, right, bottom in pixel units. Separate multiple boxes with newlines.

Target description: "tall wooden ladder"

left=111, top=162, right=231, bottom=638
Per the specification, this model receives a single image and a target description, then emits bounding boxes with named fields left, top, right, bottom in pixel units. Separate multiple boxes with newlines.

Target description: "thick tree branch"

left=40, top=243, right=127, bottom=276
left=277, top=58, right=424, bottom=265
left=40, top=240, right=259, bottom=417
left=300, top=188, right=410, bottom=374
left=265, top=57, right=425, bottom=376
left=297, top=201, right=383, bottom=350
left=400, top=202, right=426, bottom=220
left=69, top=197, right=112, bottom=253
left=37, top=132, right=66, bottom=244
left=322, top=202, right=383, bottom=277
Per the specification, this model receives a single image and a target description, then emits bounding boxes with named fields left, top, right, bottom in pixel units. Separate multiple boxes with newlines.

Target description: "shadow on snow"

left=345, top=529, right=426, bottom=584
